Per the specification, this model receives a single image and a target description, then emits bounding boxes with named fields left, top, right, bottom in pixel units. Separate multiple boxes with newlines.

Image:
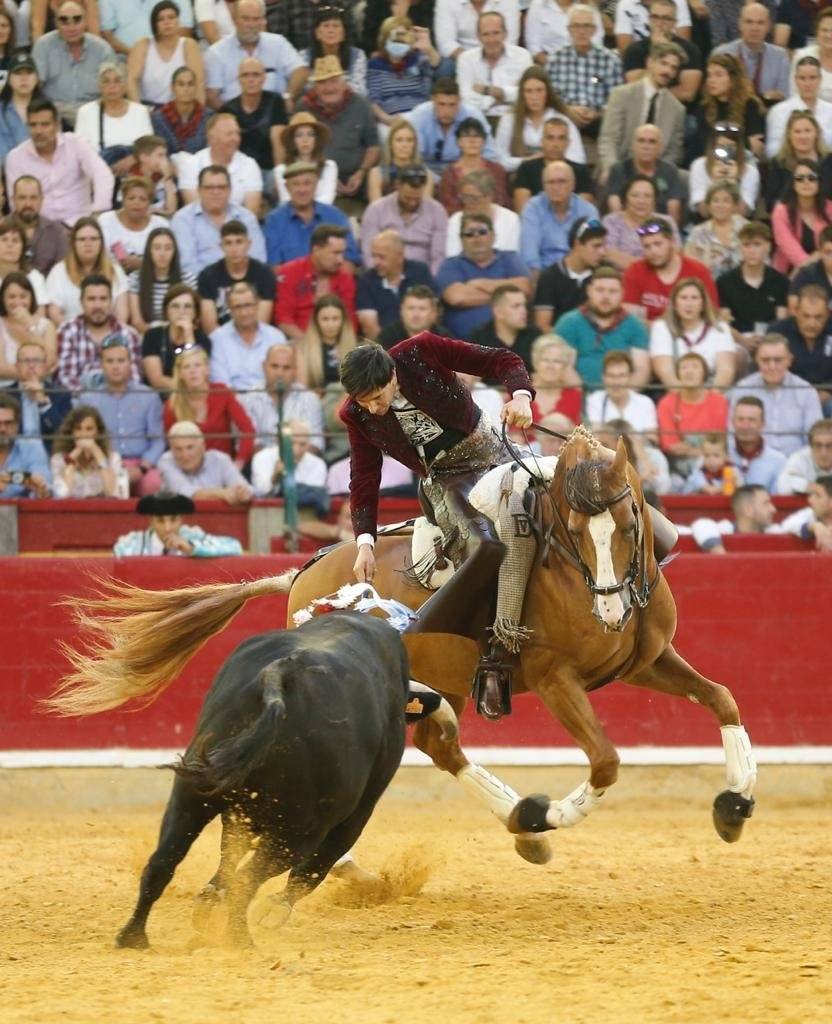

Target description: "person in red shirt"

left=622, top=218, right=718, bottom=321
left=274, top=223, right=357, bottom=340
left=656, top=351, right=730, bottom=478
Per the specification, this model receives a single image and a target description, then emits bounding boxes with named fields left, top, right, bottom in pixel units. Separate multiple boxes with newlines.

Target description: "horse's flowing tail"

left=43, top=571, right=299, bottom=717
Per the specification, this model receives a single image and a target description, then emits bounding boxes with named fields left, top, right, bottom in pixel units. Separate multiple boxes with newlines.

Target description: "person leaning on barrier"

left=0, top=392, right=51, bottom=498
left=158, top=420, right=253, bottom=505
left=776, top=418, right=832, bottom=495
left=113, top=491, right=244, bottom=557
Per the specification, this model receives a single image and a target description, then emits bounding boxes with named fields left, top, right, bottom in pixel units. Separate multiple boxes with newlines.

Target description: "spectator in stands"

left=172, top=165, right=266, bottom=278
left=768, top=287, right=832, bottom=406
left=689, top=131, right=760, bottom=221
left=495, top=66, right=586, bottom=175
left=150, top=66, right=210, bottom=159
left=356, top=230, right=435, bottom=341
left=602, top=177, right=680, bottom=273
left=597, top=417, right=671, bottom=501
left=251, top=418, right=329, bottom=512
left=766, top=57, right=832, bottom=160
left=6, top=98, right=114, bottom=224
left=525, top=0, right=604, bottom=63
left=527, top=333, right=583, bottom=425
left=74, top=63, right=153, bottom=179
left=164, top=344, right=254, bottom=469
left=197, top=220, right=274, bottom=335
left=657, top=351, right=730, bottom=474
left=366, top=16, right=439, bottom=127
left=469, top=283, right=539, bottom=370
left=141, top=284, right=212, bottom=393
left=0, top=392, right=51, bottom=497
left=193, top=0, right=236, bottom=45
left=274, top=112, right=337, bottom=205
left=98, top=178, right=168, bottom=278
left=623, top=218, right=719, bottom=322
left=0, top=273, right=57, bottom=385
left=597, top=42, right=686, bottom=184
left=681, top=433, right=741, bottom=495
left=0, top=219, right=49, bottom=310
left=205, top=0, right=304, bottom=108
left=50, top=404, right=121, bottom=497
left=46, top=218, right=127, bottom=326
left=456, top=11, right=531, bottom=121
left=718, top=222, right=788, bottom=360
left=404, top=78, right=495, bottom=175
left=79, top=337, right=164, bottom=495
left=211, top=281, right=287, bottom=392
left=779, top=476, right=832, bottom=551
left=367, top=116, right=435, bottom=202
left=728, top=395, right=788, bottom=489
left=158, top=420, right=253, bottom=504
left=11, top=177, right=67, bottom=278
left=242, top=343, right=325, bottom=453
left=378, top=283, right=449, bottom=349
left=99, top=0, right=194, bottom=55
left=777, top=0, right=828, bottom=52
left=297, top=55, right=380, bottom=200
left=361, top=162, right=448, bottom=275
left=707, top=0, right=779, bottom=50
left=689, top=484, right=777, bottom=552
left=113, top=491, right=244, bottom=557
left=298, top=5, right=367, bottom=96
left=436, top=212, right=530, bottom=336
left=125, top=1, right=205, bottom=108
left=179, top=113, right=262, bottom=216
left=57, top=274, right=141, bottom=392
left=275, top=223, right=357, bottom=341
left=650, top=278, right=735, bottom=390
left=10, top=340, right=71, bottom=451
left=684, top=182, right=747, bottom=280
left=695, top=55, right=765, bottom=160
left=277, top=0, right=361, bottom=53
left=0, top=54, right=42, bottom=165
left=32, top=1, right=113, bottom=126
left=123, top=135, right=177, bottom=217
left=294, top=294, right=357, bottom=395
left=219, top=57, right=286, bottom=185
left=520, top=161, right=599, bottom=275
left=712, top=3, right=789, bottom=105
left=771, top=159, right=832, bottom=276
left=586, top=349, right=658, bottom=441
left=777, top=418, right=832, bottom=495
left=603, top=124, right=685, bottom=225
left=434, top=0, right=519, bottom=60
left=546, top=5, right=623, bottom=140
left=765, top=111, right=832, bottom=213
left=614, top=0, right=692, bottom=52
left=556, top=266, right=650, bottom=388
left=621, top=0, right=703, bottom=106
left=445, top=170, right=518, bottom=258
left=511, top=115, right=594, bottom=213
left=732, top=335, right=824, bottom=457
left=533, top=216, right=608, bottom=331
left=437, top=117, right=509, bottom=214
left=789, top=226, right=832, bottom=315
left=536, top=412, right=577, bottom=457
left=128, top=228, right=196, bottom=336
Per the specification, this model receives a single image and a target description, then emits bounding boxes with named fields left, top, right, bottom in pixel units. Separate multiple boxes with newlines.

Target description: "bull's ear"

left=613, top=436, right=628, bottom=475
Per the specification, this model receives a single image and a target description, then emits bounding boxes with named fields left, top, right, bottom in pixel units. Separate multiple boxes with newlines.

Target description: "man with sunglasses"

left=32, top=1, right=114, bottom=127
left=533, top=216, right=608, bottom=332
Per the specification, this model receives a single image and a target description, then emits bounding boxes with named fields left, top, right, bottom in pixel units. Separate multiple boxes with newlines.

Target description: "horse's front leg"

left=506, top=667, right=619, bottom=836
left=625, top=643, right=757, bottom=843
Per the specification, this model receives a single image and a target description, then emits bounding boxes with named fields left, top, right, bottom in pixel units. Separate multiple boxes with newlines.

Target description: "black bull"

left=117, top=613, right=410, bottom=949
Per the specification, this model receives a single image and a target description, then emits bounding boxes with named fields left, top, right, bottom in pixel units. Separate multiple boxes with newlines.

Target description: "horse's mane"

left=563, top=459, right=615, bottom=516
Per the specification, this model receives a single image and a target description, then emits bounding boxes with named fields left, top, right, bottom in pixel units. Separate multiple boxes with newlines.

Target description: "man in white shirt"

left=456, top=12, right=532, bottom=119
left=210, top=281, right=287, bottom=392
left=585, top=350, right=659, bottom=442
left=179, top=112, right=262, bottom=216
left=242, top=343, right=325, bottom=453
left=434, top=0, right=519, bottom=60
left=767, top=55, right=832, bottom=158
left=776, top=418, right=832, bottom=494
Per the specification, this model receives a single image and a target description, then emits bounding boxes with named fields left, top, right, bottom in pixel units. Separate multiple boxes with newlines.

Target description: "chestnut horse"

left=48, top=435, right=757, bottom=871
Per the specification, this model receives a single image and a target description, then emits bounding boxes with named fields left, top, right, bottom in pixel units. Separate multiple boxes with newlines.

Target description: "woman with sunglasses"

left=695, top=54, right=765, bottom=160
left=163, top=344, right=253, bottom=469
left=771, top=158, right=832, bottom=274
left=0, top=53, right=41, bottom=163
left=602, top=175, right=679, bottom=271
left=45, top=218, right=128, bottom=326
left=650, top=277, right=735, bottom=390
left=141, top=283, right=211, bottom=393
left=765, top=110, right=832, bottom=211
left=437, top=117, right=509, bottom=214
left=128, top=227, right=196, bottom=334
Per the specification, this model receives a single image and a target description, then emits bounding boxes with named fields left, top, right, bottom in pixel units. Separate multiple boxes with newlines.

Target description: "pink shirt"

left=6, top=133, right=114, bottom=225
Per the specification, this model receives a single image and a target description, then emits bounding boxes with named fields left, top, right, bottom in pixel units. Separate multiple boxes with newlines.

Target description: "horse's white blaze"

left=587, top=509, right=626, bottom=625
left=721, top=725, right=757, bottom=798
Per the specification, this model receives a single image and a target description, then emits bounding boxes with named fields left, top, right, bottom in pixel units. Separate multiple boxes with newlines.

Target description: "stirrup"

left=471, top=655, right=512, bottom=721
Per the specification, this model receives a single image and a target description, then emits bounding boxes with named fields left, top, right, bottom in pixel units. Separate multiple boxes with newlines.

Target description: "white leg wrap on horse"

left=545, top=781, right=604, bottom=829
left=457, top=764, right=521, bottom=826
left=721, top=725, right=757, bottom=798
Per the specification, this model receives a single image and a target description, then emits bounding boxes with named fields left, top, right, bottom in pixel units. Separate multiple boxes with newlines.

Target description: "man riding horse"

left=339, top=332, right=536, bottom=720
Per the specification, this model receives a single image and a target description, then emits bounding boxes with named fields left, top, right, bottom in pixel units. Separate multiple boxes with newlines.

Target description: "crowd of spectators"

left=0, top=0, right=831, bottom=547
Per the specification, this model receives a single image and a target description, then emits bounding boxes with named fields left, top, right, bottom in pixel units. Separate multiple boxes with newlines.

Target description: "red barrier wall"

left=2, top=552, right=830, bottom=752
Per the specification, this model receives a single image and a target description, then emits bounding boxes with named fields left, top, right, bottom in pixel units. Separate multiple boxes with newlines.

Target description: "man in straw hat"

left=113, top=491, right=244, bottom=557
left=299, top=55, right=380, bottom=199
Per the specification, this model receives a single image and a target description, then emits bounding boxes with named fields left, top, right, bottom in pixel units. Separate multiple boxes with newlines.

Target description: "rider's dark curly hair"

left=340, top=344, right=395, bottom=398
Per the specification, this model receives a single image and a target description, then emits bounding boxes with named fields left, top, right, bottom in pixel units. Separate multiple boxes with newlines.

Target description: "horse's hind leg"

left=626, top=644, right=757, bottom=843
left=117, top=779, right=219, bottom=949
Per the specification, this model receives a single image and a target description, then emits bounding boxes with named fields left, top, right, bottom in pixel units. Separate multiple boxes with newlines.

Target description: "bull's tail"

left=43, top=571, right=298, bottom=717
left=174, top=660, right=290, bottom=797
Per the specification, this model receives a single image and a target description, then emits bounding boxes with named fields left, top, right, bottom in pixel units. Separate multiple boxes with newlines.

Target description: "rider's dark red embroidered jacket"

left=339, top=332, right=534, bottom=539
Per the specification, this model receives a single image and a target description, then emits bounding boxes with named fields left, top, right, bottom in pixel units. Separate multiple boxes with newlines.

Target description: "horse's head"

left=559, top=437, right=641, bottom=632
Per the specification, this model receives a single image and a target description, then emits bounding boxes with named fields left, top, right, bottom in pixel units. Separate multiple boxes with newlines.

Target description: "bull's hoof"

left=330, top=855, right=380, bottom=887
left=192, top=883, right=225, bottom=933
left=115, top=924, right=149, bottom=950
left=507, top=794, right=551, bottom=835
left=712, top=790, right=755, bottom=843
left=247, top=894, right=292, bottom=934
left=514, top=832, right=553, bottom=864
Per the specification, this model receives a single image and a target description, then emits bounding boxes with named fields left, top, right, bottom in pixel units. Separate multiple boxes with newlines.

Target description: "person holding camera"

left=688, top=129, right=760, bottom=222
left=0, top=392, right=51, bottom=498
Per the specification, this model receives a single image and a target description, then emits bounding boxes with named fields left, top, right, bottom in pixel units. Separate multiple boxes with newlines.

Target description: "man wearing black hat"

left=113, top=492, right=244, bottom=557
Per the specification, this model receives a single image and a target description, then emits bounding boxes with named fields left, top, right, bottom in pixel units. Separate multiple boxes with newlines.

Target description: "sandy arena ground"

left=1, top=764, right=830, bottom=1024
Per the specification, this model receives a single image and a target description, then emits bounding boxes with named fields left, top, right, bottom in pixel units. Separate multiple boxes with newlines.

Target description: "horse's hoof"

left=514, top=832, right=553, bottom=864
left=192, top=883, right=225, bottom=933
left=330, top=856, right=380, bottom=887
left=115, top=925, right=149, bottom=950
left=712, top=790, right=755, bottom=843
left=507, top=794, right=551, bottom=835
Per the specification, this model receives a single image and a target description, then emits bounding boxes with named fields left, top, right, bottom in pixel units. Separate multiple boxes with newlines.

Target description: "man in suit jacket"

left=597, top=41, right=686, bottom=181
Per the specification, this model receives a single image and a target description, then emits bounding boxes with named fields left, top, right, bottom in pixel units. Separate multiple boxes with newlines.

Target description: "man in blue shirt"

left=519, top=160, right=599, bottom=273
left=356, top=230, right=435, bottom=340
left=436, top=212, right=531, bottom=337
left=405, top=78, right=496, bottom=175
left=0, top=393, right=51, bottom=498
left=263, top=161, right=359, bottom=268
left=210, top=281, right=288, bottom=392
